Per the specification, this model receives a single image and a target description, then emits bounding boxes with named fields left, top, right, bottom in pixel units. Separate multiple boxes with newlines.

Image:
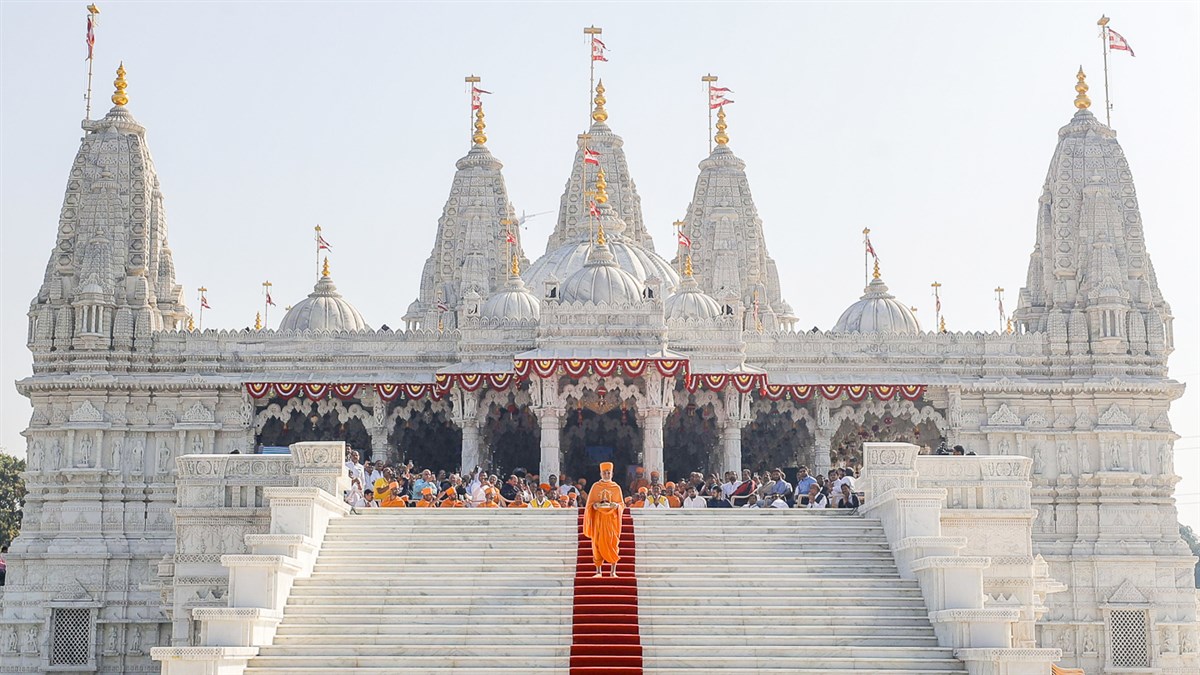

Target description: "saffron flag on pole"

left=86, top=14, right=96, bottom=60
left=584, top=147, right=601, bottom=165
left=471, top=86, right=492, bottom=110
left=1108, top=28, right=1135, bottom=56
left=591, top=37, right=608, bottom=62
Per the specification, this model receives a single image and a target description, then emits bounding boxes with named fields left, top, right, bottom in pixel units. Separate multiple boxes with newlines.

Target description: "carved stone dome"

left=559, top=241, right=644, bottom=305
left=481, top=276, right=540, bottom=321
left=665, top=274, right=721, bottom=321
left=832, top=276, right=921, bottom=334
left=278, top=273, right=369, bottom=332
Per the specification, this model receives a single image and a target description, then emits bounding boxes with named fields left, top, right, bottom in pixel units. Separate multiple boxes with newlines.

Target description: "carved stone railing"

left=861, top=443, right=1063, bottom=675
left=154, top=442, right=349, bottom=675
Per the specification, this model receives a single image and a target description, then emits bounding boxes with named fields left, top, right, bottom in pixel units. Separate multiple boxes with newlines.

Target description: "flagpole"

left=580, top=133, right=595, bottom=245
left=84, top=5, right=99, bottom=119
left=465, top=74, right=481, bottom=143
left=262, top=281, right=272, bottom=329
left=862, top=228, right=871, bottom=288
left=197, top=287, right=207, bottom=331
left=584, top=26, right=602, bottom=127
left=995, top=286, right=1005, bottom=332
left=701, top=74, right=718, bottom=154
left=931, top=281, right=942, bottom=332
left=314, top=225, right=322, bottom=277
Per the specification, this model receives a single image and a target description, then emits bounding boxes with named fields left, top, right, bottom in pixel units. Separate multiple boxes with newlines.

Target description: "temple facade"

left=0, top=61, right=1196, bottom=675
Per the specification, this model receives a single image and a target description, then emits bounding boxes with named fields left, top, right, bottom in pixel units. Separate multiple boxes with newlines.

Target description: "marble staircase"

left=633, top=509, right=969, bottom=674
left=242, top=509, right=578, bottom=674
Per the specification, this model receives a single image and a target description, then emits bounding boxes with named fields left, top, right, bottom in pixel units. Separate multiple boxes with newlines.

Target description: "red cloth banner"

left=332, top=384, right=361, bottom=401
left=1108, top=28, right=1135, bottom=56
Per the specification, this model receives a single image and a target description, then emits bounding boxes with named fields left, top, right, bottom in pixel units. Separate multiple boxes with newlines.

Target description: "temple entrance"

left=741, top=404, right=811, bottom=473
left=484, top=402, right=539, bottom=475
left=562, top=406, right=641, bottom=487
left=257, top=400, right=373, bottom=458
left=664, top=400, right=719, bottom=480
left=389, top=402, right=462, bottom=471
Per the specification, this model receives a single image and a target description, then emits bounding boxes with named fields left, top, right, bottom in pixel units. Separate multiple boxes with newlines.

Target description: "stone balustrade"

left=152, top=442, right=349, bottom=675
left=861, top=442, right=1064, bottom=675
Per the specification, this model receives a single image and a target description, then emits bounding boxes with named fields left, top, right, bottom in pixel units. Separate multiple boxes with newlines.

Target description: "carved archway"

left=255, top=398, right=374, bottom=457
left=389, top=400, right=461, bottom=471
left=664, top=394, right=719, bottom=480
left=741, top=399, right=812, bottom=474
left=483, top=398, right=539, bottom=475
left=561, top=403, right=641, bottom=487
left=828, top=398, right=946, bottom=468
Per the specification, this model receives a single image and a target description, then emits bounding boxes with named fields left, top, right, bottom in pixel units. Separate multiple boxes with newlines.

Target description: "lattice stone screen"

left=49, top=607, right=92, bottom=666
left=1109, top=609, right=1151, bottom=668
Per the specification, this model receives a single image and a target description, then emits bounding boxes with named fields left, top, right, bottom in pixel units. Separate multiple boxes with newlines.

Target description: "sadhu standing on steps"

left=583, top=461, right=624, bottom=578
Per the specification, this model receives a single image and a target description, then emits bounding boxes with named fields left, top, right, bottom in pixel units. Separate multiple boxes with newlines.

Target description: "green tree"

left=0, top=454, right=26, bottom=548
left=1181, top=524, right=1200, bottom=588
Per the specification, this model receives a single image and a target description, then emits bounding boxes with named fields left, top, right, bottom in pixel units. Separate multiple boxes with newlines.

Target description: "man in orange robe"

left=379, top=482, right=408, bottom=508
left=415, top=486, right=437, bottom=507
left=584, top=462, right=624, bottom=578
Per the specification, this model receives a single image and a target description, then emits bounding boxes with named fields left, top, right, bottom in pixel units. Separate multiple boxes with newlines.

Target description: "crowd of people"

left=342, top=450, right=863, bottom=511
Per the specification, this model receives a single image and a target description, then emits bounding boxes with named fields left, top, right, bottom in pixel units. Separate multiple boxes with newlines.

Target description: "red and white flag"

left=588, top=201, right=601, bottom=218
left=505, top=229, right=516, bottom=245
left=86, top=14, right=95, bottom=61
left=709, top=92, right=735, bottom=109
left=436, top=299, right=449, bottom=312
left=584, top=147, right=601, bottom=165
left=316, top=231, right=332, bottom=251
left=471, top=86, right=492, bottom=110
left=1108, top=28, right=1135, bottom=57
left=591, top=36, right=608, bottom=62
left=200, top=293, right=211, bottom=310
left=864, top=232, right=877, bottom=261
left=677, top=228, right=692, bottom=248
left=266, top=291, right=276, bottom=307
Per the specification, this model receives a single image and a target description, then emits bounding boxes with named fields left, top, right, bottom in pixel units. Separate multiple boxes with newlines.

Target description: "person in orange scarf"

left=508, top=493, right=529, bottom=508
left=379, top=482, right=408, bottom=508
left=480, top=488, right=500, bottom=508
left=415, top=486, right=437, bottom=507
left=632, top=486, right=648, bottom=508
left=439, top=487, right=465, bottom=508
left=583, top=462, right=624, bottom=578
left=664, top=482, right=682, bottom=508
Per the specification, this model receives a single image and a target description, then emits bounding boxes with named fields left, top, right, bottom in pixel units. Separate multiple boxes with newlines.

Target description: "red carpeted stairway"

left=570, top=509, right=642, bottom=675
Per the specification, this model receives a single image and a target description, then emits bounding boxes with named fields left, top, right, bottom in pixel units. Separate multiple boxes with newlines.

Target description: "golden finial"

left=592, top=79, right=608, bottom=123
left=511, top=253, right=520, bottom=277
left=714, top=105, right=729, bottom=146
left=111, top=62, right=128, bottom=107
left=684, top=254, right=694, bottom=277
left=1074, top=66, right=1091, bottom=110
left=939, top=316, right=947, bottom=333
left=472, top=105, right=487, bottom=145
left=595, top=167, right=608, bottom=204
left=910, top=306, right=918, bottom=313
left=322, top=257, right=330, bottom=277
left=872, top=259, right=881, bottom=280
left=597, top=222, right=607, bottom=246
left=187, top=315, right=195, bottom=331
left=255, top=312, right=262, bottom=331
left=1006, top=317, right=1014, bottom=334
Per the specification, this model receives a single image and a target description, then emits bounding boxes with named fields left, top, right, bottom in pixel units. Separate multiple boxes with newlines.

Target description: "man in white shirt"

left=768, top=493, right=790, bottom=509
left=682, top=486, right=707, bottom=508
left=804, top=483, right=828, bottom=509
left=643, top=485, right=671, bottom=509
left=344, top=450, right=365, bottom=486
left=364, top=460, right=384, bottom=490
left=720, top=471, right=739, bottom=499
left=469, top=471, right=489, bottom=507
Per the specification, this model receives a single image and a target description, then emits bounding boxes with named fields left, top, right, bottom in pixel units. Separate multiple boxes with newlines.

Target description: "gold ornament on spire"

left=939, top=316, right=947, bottom=333
left=714, top=105, right=729, bottom=146
left=111, top=62, right=128, bottom=107
left=1074, top=66, right=1091, bottom=110
left=472, top=105, right=487, bottom=145
left=592, top=80, right=608, bottom=123
left=872, top=259, right=881, bottom=280
left=511, top=253, right=520, bottom=277
left=322, top=257, right=330, bottom=278
left=255, top=312, right=262, bottom=331
left=596, top=222, right=607, bottom=246
left=187, top=315, right=195, bottom=331
left=684, top=254, right=694, bottom=277
left=595, top=167, right=608, bottom=204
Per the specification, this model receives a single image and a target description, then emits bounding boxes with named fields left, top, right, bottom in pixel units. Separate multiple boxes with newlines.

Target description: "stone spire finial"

left=111, top=62, right=128, bottom=107
left=322, top=256, right=330, bottom=278
left=715, top=105, right=729, bottom=146
left=592, top=80, right=608, bottom=123
left=473, top=105, right=487, bottom=145
left=1074, top=66, right=1091, bottom=110
left=595, top=167, right=608, bottom=204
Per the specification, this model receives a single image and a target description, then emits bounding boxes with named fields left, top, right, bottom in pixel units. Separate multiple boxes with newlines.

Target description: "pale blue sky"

left=2, top=1, right=1197, bottom=526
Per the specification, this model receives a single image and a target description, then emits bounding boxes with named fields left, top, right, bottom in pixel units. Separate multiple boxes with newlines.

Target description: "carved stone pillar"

left=450, top=389, right=482, bottom=474
left=720, top=423, right=742, bottom=475
left=642, top=408, right=666, bottom=478
left=813, top=398, right=833, bottom=478
left=535, top=408, right=563, bottom=480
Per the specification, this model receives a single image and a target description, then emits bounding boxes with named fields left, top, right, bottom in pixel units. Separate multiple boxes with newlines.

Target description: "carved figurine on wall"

left=78, top=433, right=93, bottom=467
left=158, top=442, right=172, bottom=475
left=130, top=439, right=144, bottom=474
left=49, top=438, right=62, bottom=471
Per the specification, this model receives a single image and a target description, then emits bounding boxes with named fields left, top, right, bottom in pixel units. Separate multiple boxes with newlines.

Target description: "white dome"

left=559, top=242, right=644, bottom=305
left=278, top=274, right=369, bottom=332
left=481, top=276, right=540, bottom=321
left=665, top=275, right=721, bottom=321
left=526, top=237, right=680, bottom=294
left=832, top=276, right=921, bottom=334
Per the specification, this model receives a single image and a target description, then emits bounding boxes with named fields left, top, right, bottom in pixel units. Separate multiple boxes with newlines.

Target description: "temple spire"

left=111, top=62, right=128, bottom=107
left=595, top=168, right=608, bottom=245
left=1074, top=66, right=1091, bottom=110
left=714, top=106, right=729, bottom=146
left=472, top=105, right=487, bottom=146
left=592, top=80, right=608, bottom=124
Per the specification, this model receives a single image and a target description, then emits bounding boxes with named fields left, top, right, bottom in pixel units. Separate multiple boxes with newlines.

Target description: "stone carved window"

left=1109, top=609, right=1151, bottom=668
left=49, top=607, right=93, bottom=666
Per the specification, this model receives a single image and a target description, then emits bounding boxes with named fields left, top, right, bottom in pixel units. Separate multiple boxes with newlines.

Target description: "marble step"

left=280, top=609, right=576, bottom=623
left=245, top=668, right=565, bottom=674
left=637, top=596, right=929, bottom=609
left=245, top=656, right=565, bottom=670
left=274, top=621, right=573, bottom=636
left=255, top=644, right=569, bottom=658
left=272, top=632, right=569, bottom=644
left=643, top=656, right=965, bottom=671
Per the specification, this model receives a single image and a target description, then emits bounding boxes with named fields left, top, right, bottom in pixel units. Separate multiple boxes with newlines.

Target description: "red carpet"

left=569, top=509, right=642, bottom=675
